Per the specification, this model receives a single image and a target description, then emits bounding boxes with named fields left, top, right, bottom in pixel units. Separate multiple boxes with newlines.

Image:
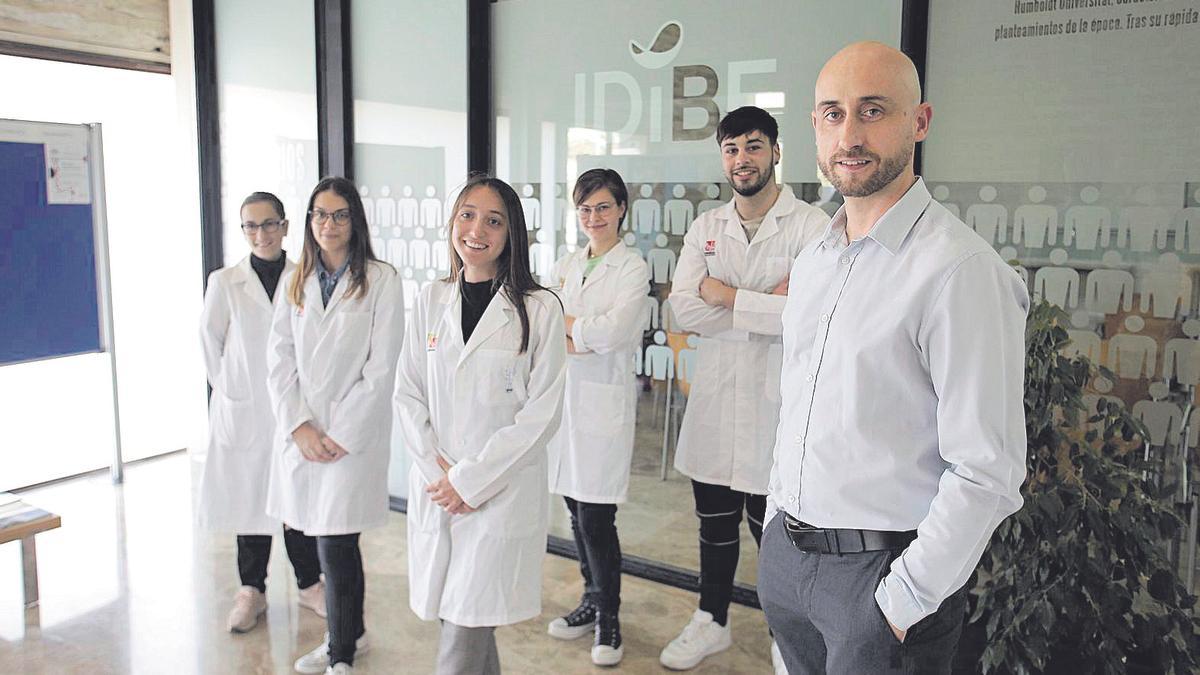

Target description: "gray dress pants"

left=757, top=513, right=968, bottom=674
left=436, top=621, right=500, bottom=675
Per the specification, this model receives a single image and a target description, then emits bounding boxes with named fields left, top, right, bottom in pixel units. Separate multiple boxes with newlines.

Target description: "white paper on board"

left=44, top=140, right=91, bottom=205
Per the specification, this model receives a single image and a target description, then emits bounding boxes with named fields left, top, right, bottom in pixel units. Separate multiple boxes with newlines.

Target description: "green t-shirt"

left=583, top=254, right=603, bottom=280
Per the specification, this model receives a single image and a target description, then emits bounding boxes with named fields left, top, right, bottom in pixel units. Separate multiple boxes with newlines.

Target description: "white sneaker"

left=658, top=609, right=732, bottom=670
left=298, top=581, right=327, bottom=618
left=325, top=664, right=352, bottom=675
left=294, top=632, right=369, bottom=674
left=227, top=586, right=267, bottom=633
left=771, top=640, right=789, bottom=675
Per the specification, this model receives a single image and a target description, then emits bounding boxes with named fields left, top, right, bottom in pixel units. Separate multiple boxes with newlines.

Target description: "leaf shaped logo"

left=630, top=21, right=683, bottom=70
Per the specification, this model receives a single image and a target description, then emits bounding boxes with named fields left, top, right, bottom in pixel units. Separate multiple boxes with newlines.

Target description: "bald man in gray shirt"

left=757, top=42, right=1029, bottom=674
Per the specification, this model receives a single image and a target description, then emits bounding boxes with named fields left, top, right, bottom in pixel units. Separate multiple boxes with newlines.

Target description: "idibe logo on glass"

left=573, top=21, right=781, bottom=143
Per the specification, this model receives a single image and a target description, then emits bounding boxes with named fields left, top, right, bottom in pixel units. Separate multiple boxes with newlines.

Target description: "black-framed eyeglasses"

left=576, top=202, right=616, bottom=218
left=241, top=219, right=285, bottom=233
left=309, top=208, right=352, bottom=226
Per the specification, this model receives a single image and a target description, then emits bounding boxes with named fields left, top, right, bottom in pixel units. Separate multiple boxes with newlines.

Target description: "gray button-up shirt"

left=768, top=177, right=1029, bottom=631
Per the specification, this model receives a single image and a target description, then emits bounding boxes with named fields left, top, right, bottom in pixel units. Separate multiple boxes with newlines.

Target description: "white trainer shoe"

left=771, top=640, right=789, bottom=675
left=227, top=586, right=267, bottom=633
left=658, top=609, right=732, bottom=670
left=298, top=581, right=327, bottom=618
left=294, top=632, right=369, bottom=674
left=325, top=664, right=352, bottom=675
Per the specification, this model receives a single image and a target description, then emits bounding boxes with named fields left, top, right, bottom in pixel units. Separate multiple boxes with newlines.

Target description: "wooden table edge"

left=0, top=513, right=62, bottom=545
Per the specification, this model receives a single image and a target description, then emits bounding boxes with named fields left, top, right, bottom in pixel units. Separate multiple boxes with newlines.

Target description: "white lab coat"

left=396, top=280, right=566, bottom=627
left=669, top=185, right=829, bottom=494
left=547, top=242, right=651, bottom=503
left=198, top=255, right=294, bottom=534
left=265, top=260, right=404, bottom=536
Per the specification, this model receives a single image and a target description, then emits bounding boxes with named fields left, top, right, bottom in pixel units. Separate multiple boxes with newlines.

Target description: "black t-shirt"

left=461, top=278, right=498, bottom=343
left=249, top=252, right=287, bottom=301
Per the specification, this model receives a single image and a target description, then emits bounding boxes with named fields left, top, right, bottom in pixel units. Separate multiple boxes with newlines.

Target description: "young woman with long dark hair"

left=395, top=175, right=566, bottom=674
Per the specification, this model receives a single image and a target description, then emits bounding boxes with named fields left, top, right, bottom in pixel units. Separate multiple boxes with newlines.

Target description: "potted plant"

left=959, top=301, right=1200, bottom=674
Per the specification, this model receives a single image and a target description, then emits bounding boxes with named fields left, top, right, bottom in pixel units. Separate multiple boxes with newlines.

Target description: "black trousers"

left=692, top=480, right=766, bottom=626
left=564, top=496, right=622, bottom=618
left=236, top=526, right=321, bottom=593
left=319, top=533, right=366, bottom=667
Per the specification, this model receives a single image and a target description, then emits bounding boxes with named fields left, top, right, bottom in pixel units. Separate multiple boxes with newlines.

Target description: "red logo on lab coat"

left=703, top=240, right=717, bottom=256
left=427, top=332, right=438, bottom=351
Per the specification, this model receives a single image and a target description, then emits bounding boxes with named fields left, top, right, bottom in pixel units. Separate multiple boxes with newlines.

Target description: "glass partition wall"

left=491, top=0, right=904, bottom=585
left=350, top=0, right=468, bottom=498
left=213, top=0, right=319, bottom=265
left=924, top=1, right=1200, bottom=584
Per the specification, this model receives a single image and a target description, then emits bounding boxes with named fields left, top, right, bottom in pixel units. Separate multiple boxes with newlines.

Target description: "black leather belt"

left=783, top=513, right=916, bottom=554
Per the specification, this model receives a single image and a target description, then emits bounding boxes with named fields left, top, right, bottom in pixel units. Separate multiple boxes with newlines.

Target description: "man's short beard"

left=729, top=162, right=775, bottom=197
left=820, top=144, right=912, bottom=198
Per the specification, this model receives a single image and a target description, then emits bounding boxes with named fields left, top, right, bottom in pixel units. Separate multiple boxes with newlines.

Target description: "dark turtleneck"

left=250, top=252, right=287, bottom=301
left=461, top=278, right=498, bottom=342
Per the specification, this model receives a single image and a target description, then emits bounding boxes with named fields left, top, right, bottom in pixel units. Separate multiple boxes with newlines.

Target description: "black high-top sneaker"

left=547, top=599, right=597, bottom=640
left=592, top=614, right=624, bottom=666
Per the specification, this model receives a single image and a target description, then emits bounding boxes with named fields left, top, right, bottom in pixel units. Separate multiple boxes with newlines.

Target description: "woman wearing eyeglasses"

left=544, top=168, right=650, bottom=666
left=266, top=177, right=404, bottom=675
left=199, top=191, right=327, bottom=634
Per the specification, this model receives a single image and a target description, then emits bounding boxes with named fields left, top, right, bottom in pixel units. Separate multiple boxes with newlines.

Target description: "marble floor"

left=548, top=381, right=761, bottom=587
left=0, top=453, right=774, bottom=674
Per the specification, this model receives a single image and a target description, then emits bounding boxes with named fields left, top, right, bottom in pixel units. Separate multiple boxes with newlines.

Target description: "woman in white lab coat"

left=199, top=191, right=325, bottom=634
left=544, top=168, right=650, bottom=667
left=395, top=175, right=566, bottom=675
left=266, top=176, right=404, bottom=675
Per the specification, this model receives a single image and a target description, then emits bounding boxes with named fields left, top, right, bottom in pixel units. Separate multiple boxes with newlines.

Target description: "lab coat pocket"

left=212, top=391, right=254, bottom=448
left=218, top=357, right=251, bottom=402
left=477, top=464, right=542, bottom=539
left=575, top=381, right=627, bottom=434
left=474, top=349, right=525, bottom=408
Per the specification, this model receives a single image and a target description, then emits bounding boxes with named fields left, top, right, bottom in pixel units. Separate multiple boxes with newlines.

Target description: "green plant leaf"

left=1148, top=570, right=1176, bottom=603
left=964, top=299, right=1195, bottom=673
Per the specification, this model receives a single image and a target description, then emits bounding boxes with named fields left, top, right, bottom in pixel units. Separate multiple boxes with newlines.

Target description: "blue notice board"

left=0, top=123, right=104, bottom=365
